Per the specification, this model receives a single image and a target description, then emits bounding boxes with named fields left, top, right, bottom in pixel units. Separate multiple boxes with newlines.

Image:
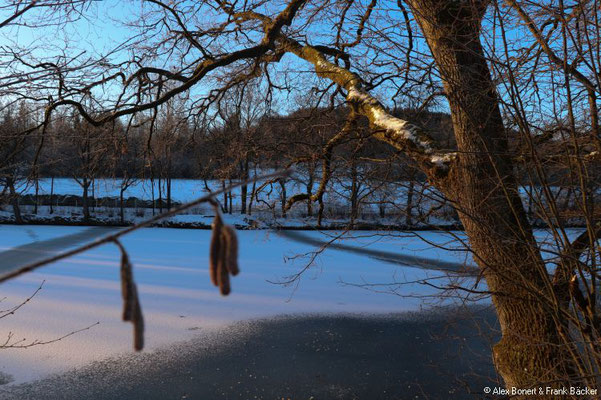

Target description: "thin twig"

left=0, top=281, right=44, bottom=319
left=0, top=322, right=100, bottom=349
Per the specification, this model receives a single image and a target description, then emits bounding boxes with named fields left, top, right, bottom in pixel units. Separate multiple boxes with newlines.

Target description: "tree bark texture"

left=407, top=0, right=574, bottom=393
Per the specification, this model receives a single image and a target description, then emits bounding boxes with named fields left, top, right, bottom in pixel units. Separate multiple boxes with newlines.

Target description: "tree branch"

left=276, top=36, right=456, bottom=177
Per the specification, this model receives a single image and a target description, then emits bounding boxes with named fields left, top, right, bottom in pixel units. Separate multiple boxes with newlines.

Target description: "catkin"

left=120, top=252, right=134, bottom=322
left=222, top=225, right=239, bottom=276
left=131, top=284, right=144, bottom=351
left=217, top=230, right=231, bottom=295
left=207, top=211, right=240, bottom=296
left=115, top=240, right=145, bottom=351
left=209, top=214, right=223, bottom=287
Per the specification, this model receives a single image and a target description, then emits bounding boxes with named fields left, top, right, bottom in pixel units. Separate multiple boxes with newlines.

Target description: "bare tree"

left=0, top=102, right=37, bottom=224
left=4, top=0, right=601, bottom=394
left=64, top=110, right=108, bottom=222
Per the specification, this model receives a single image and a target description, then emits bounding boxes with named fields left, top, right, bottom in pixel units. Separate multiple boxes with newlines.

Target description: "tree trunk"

left=240, top=158, right=249, bottom=214
left=306, top=163, right=314, bottom=217
left=82, top=178, right=90, bottom=222
left=248, top=169, right=257, bottom=216
left=50, top=176, right=54, bottom=215
left=34, top=173, right=39, bottom=214
left=350, top=159, right=359, bottom=225
left=167, top=158, right=172, bottom=210
left=406, top=179, right=414, bottom=228
left=379, top=196, right=386, bottom=218
left=120, top=188, right=125, bottom=224
left=158, top=176, right=163, bottom=213
left=167, top=176, right=172, bottom=210
left=150, top=177, right=156, bottom=216
left=240, top=183, right=247, bottom=214
left=279, top=178, right=287, bottom=219
left=408, top=0, right=573, bottom=392
left=7, top=178, right=23, bottom=224
left=527, top=186, right=533, bottom=221
left=228, top=179, right=233, bottom=214
left=91, top=179, right=95, bottom=213
left=221, top=180, right=228, bottom=213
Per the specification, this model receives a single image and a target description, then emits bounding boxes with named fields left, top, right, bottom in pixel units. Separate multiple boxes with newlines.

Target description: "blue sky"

left=0, top=0, right=593, bottom=129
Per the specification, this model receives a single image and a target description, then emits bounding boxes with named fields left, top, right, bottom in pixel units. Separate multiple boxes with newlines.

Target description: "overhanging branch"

left=276, top=36, right=456, bottom=177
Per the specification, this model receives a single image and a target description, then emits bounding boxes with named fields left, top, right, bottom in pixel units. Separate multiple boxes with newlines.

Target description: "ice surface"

left=0, top=225, right=582, bottom=384
left=0, top=226, right=467, bottom=384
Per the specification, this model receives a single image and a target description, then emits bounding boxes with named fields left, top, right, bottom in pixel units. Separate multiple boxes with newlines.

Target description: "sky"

left=1, top=1, right=131, bottom=57
left=0, top=0, right=594, bottom=128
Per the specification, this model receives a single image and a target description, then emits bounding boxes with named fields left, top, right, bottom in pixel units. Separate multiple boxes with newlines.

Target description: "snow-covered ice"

left=0, top=224, right=582, bottom=385
left=0, top=225, right=469, bottom=384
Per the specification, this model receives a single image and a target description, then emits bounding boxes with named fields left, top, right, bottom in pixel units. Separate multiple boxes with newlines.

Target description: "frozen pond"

left=0, top=225, right=473, bottom=384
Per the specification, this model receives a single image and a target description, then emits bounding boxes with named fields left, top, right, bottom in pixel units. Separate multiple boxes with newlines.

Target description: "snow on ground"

left=12, top=177, right=585, bottom=229
left=18, top=177, right=303, bottom=204
left=0, top=225, right=468, bottom=385
left=14, top=176, right=450, bottom=225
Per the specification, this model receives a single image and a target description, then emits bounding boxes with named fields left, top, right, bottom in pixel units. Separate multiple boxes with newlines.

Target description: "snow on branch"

left=279, top=37, right=457, bottom=175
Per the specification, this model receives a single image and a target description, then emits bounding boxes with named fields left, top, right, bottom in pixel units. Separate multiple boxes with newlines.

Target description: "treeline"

left=0, top=99, right=598, bottom=225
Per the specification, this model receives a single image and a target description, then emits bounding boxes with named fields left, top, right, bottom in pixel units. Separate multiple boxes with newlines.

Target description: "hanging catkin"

left=131, top=284, right=145, bottom=351
left=115, top=239, right=145, bottom=351
left=208, top=209, right=239, bottom=295
left=222, top=225, right=239, bottom=276
left=217, top=233, right=230, bottom=295
left=120, top=249, right=134, bottom=322
left=209, top=214, right=223, bottom=287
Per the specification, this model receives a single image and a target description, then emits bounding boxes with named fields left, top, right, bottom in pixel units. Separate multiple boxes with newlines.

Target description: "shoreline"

left=0, top=216, right=590, bottom=231
left=0, top=218, right=463, bottom=231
